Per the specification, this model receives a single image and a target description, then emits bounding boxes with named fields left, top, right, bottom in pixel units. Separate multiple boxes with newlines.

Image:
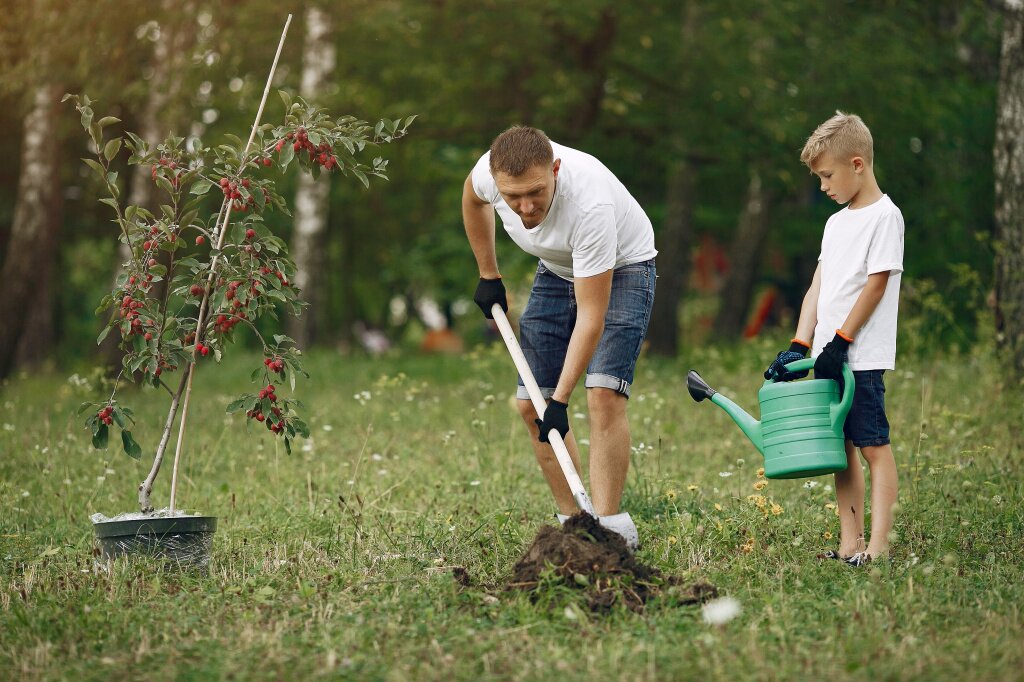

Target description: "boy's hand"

left=814, top=331, right=852, bottom=384
left=473, top=277, right=507, bottom=319
left=535, top=399, right=569, bottom=443
left=765, top=340, right=810, bottom=381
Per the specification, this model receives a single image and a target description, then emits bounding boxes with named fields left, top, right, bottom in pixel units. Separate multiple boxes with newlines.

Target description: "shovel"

left=490, top=304, right=638, bottom=549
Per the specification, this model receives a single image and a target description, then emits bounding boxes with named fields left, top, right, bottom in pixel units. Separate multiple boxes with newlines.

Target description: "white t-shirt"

left=813, top=194, right=904, bottom=370
left=471, top=142, right=657, bottom=281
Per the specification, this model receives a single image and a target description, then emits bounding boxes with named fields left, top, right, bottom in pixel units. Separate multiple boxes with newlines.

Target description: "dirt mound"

left=507, top=512, right=717, bottom=612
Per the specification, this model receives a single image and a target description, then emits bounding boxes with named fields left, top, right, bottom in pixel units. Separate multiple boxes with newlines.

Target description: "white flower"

left=371, top=453, right=383, bottom=461
left=702, top=596, right=742, bottom=625
left=469, top=480, right=480, bottom=486
left=2, top=424, right=14, bottom=432
left=718, top=471, right=734, bottom=478
left=803, top=481, right=820, bottom=489
left=322, top=424, right=334, bottom=432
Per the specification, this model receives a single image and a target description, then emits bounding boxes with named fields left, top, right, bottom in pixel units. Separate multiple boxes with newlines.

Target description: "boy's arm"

left=839, top=271, right=891, bottom=337
left=794, top=263, right=822, bottom=344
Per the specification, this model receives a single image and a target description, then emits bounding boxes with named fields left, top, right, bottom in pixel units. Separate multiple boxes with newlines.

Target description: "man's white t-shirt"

left=813, top=194, right=904, bottom=370
left=471, top=142, right=657, bottom=281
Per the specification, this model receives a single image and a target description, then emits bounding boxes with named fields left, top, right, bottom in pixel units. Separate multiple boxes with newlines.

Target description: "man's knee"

left=587, top=387, right=626, bottom=420
left=517, top=399, right=539, bottom=424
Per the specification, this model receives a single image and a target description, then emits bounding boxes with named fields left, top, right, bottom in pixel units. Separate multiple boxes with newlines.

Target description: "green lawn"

left=1, top=338, right=1022, bottom=681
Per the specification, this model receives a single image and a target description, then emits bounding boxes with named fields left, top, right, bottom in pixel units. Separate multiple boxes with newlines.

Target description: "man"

left=462, top=125, right=657, bottom=542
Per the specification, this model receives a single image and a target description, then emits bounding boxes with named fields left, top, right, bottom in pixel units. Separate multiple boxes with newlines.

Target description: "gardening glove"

left=814, top=331, right=852, bottom=386
left=473, top=277, right=507, bottom=320
left=535, top=399, right=569, bottom=444
left=764, top=340, right=811, bottom=382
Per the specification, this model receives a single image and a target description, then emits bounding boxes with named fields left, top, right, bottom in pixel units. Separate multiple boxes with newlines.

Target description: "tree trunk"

left=0, top=85, right=62, bottom=380
left=287, top=5, right=335, bottom=348
left=647, top=157, right=695, bottom=355
left=994, top=1, right=1024, bottom=383
left=712, top=171, right=772, bottom=340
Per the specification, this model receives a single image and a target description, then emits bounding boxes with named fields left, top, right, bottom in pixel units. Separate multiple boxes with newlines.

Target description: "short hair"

left=800, top=111, right=874, bottom=167
left=489, top=126, right=554, bottom=177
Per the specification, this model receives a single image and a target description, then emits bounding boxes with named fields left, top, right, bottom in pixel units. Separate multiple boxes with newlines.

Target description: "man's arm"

left=794, top=263, right=822, bottom=343
left=462, top=173, right=500, bottom=279
left=552, top=269, right=613, bottom=403
left=841, top=270, right=891, bottom=335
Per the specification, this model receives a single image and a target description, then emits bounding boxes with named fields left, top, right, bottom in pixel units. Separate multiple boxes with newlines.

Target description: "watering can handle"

left=776, top=358, right=856, bottom=429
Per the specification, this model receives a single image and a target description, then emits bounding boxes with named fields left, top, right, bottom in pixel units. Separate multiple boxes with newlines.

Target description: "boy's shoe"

left=844, top=552, right=872, bottom=567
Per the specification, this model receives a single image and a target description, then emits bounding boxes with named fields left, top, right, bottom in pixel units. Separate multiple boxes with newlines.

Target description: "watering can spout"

left=687, top=371, right=764, bottom=454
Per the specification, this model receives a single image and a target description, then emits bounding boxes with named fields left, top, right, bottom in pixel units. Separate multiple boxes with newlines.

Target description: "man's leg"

left=518, top=398, right=582, bottom=516
left=834, top=440, right=866, bottom=557
left=861, top=444, right=898, bottom=557
left=586, top=387, right=630, bottom=516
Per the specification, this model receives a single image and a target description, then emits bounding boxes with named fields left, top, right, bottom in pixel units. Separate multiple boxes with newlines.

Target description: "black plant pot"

left=92, top=515, right=217, bottom=569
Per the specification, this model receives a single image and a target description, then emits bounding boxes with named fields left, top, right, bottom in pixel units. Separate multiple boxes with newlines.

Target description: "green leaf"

left=280, top=141, right=295, bottom=170
left=121, top=430, right=142, bottom=460
left=97, top=116, right=121, bottom=128
left=225, top=398, right=247, bottom=413
left=92, top=424, right=109, bottom=450
left=155, top=175, right=176, bottom=196
left=82, top=158, right=105, bottom=177
left=96, top=325, right=111, bottom=345
left=190, top=179, right=213, bottom=195
left=80, top=107, right=93, bottom=131
left=103, top=138, right=122, bottom=162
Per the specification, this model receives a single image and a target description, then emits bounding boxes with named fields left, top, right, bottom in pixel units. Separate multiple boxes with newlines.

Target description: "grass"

left=1, top=337, right=1022, bottom=680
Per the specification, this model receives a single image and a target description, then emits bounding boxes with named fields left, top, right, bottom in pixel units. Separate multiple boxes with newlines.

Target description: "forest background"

left=0, top=0, right=1021, bottom=381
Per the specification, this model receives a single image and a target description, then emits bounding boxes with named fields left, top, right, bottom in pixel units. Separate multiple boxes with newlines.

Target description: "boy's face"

left=494, top=159, right=560, bottom=229
left=810, top=153, right=866, bottom=206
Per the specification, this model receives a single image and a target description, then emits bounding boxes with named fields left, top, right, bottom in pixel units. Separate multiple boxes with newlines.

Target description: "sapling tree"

left=67, top=88, right=413, bottom=513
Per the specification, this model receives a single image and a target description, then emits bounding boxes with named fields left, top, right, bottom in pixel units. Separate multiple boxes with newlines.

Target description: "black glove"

left=764, top=341, right=810, bottom=382
left=473, top=277, right=507, bottom=320
left=814, top=332, right=851, bottom=384
left=535, top=399, right=569, bottom=444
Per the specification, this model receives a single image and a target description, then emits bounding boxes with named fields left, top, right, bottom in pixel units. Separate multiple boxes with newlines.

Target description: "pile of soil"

left=507, top=512, right=718, bottom=612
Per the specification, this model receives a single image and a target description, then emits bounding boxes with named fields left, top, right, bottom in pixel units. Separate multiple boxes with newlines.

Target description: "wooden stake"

left=169, top=14, right=293, bottom=513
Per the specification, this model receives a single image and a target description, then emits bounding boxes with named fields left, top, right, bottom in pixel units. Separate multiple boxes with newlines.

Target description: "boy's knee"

left=859, top=444, right=894, bottom=464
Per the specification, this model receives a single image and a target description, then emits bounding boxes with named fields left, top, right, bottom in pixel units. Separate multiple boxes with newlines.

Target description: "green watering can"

left=687, top=359, right=854, bottom=479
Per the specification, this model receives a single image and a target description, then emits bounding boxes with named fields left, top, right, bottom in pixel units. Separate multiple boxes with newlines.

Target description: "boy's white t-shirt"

left=471, top=142, right=657, bottom=281
left=814, top=194, right=904, bottom=370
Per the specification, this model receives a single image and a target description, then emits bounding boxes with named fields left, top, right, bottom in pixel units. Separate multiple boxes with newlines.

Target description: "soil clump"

left=507, top=512, right=718, bottom=612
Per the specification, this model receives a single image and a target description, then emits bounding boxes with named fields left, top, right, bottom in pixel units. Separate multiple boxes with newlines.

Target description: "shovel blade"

left=557, top=512, right=639, bottom=551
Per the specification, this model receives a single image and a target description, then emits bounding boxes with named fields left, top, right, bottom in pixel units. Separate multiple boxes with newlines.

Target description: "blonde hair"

left=800, top=111, right=874, bottom=167
left=489, top=125, right=553, bottom=177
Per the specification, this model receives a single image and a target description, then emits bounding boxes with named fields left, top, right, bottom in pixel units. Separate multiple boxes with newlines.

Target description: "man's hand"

left=814, top=331, right=851, bottom=383
left=765, top=340, right=810, bottom=381
left=473, top=277, right=507, bottom=319
left=535, top=399, right=569, bottom=443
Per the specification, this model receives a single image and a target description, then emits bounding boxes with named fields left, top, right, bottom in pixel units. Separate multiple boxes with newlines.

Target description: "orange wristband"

left=835, top=329, right=854, bottom=343
left=790, top=338, right=810, bottom=349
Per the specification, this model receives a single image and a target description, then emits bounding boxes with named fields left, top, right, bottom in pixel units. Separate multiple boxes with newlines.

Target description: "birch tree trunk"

left=712, top=171, right=772, bottom=340
left=0, top=85, right=62, bottom=380
left=647, top=157, right=695, bottom=355
left=993, top=1, right=1024, bottom=383
left=287, top=6, right=335, bottom=348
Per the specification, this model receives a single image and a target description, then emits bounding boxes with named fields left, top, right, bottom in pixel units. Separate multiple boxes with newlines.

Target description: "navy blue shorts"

left=844, top=370, right=890, bottom=447
left=516, top=259, right=656, bottom=400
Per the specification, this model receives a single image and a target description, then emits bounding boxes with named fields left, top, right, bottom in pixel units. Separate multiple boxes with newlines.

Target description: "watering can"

left=686, top=359, right=854, bottom=479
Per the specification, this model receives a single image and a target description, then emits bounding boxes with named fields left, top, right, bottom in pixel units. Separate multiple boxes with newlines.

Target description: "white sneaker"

left=555, top=512, right=639, bottom=551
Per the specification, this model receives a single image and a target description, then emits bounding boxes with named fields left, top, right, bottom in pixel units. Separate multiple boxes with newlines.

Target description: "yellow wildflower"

left=741, top=538, right=755, bottom=553
left=714, top=503, right=723, bottom=511
left=823, top=531, right=833, bottom=540
left=687, top=485, right=699, bottom=492
left=753, top=480, right=768, bottom=491
left=747, top=494, right=767, bottom=509
left=756, top=467, right=765, bottom=478
left=665, top=489, right=677, bottom=500
left=771, top=503, right=783, bottom=516
left=824, top=503, right=836, bottom=511
left=668, top=535, right=678, bottom=545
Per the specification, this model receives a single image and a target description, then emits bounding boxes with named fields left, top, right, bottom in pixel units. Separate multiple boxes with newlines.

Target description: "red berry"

left=219, top=177, right=229, bottom=187
left=263, top=158, right=272, bottom=167
left=245, top=229, right=256, bottom=240
left=196, top=235, right=205, bottom=246
left=143, top=241, right=151, bottom=250
left=190, top=285, right=204, bottom=296
left=144, top=332, right=153, bottom=341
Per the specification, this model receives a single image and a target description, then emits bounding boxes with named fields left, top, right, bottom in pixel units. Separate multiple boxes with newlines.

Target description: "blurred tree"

left=993, top=0, right=1024, bottom=382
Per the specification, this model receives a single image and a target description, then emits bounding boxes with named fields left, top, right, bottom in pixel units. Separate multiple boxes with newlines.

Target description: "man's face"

left=493, top=159, right=560, bottom=229
left=810, top=153, right=864, bottom=206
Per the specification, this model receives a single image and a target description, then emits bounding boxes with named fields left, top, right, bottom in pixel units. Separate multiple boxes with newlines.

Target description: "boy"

left=765, top=111, right=903, bottom=566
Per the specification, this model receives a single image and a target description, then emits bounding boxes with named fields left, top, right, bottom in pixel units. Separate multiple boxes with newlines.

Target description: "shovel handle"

left=490, top=304, right=596, bottom=516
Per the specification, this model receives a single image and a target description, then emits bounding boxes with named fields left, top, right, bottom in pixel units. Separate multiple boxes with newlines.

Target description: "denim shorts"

left=516, top=259, right=656, bottom=400
left=844, top=370, right=890, bottom=447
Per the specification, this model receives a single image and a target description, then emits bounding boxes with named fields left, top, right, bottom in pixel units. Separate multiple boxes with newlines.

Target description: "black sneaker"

left=844, top=552, right=872, bottom=567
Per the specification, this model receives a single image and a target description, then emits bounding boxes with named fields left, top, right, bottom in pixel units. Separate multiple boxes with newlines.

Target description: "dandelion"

left=665, top=489, right=677, bottom=501
left=753, top=480, right=768, bottom=491
left=687, top=485, right=699, bottom=492
left=771, top=503, right=783, bottom=516
left=702, top=596, right=742, bottom=625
